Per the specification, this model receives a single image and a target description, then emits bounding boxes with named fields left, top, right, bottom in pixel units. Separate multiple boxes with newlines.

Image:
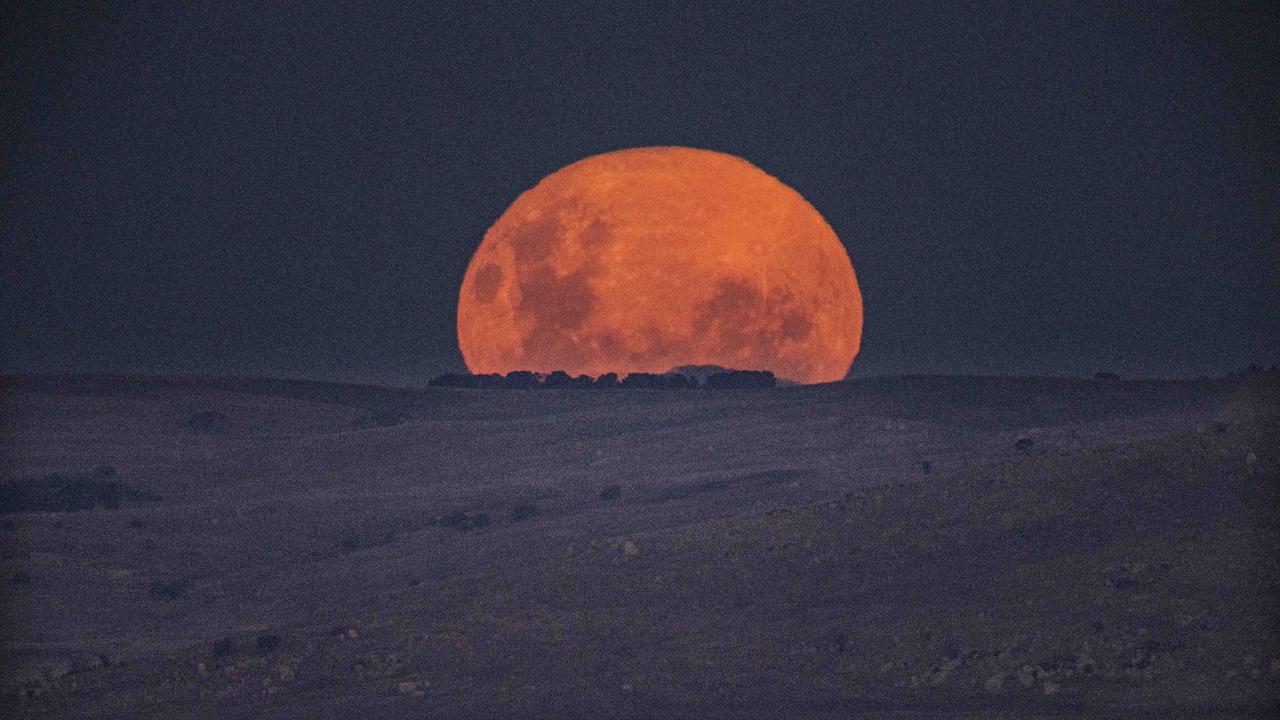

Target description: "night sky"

left=3, top=2, right=1277, bottom=385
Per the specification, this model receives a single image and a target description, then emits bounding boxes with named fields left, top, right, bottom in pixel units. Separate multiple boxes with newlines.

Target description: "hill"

left=0, top=373, right=1276, bottom=718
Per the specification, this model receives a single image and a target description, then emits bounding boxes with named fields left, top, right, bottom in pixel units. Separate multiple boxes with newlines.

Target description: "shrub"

left=352, top=412, right=405, bottom=428
left=340, top=527, right=394, bottom=552
left=183, top=411, right=231, bottom=433
left=1015, top=437, right=1035, bottom=452
left=212, top=638, right=237, bottom=657
left=599, top=485, right=622, bottom=501
left=0, top=471, right=160, bottom=514
left=11, top=571, right=31, bottom=585
left=440, top=511, right=489, bottom=530
left=509, top=504, right=540, bottom=522
left=149, top=579, right=188, bottom=600
left=255, top=635, right=282, bottom=654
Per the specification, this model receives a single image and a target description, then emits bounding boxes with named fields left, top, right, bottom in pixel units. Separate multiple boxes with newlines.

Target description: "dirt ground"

left=1, top=373, right=1277, bottom=718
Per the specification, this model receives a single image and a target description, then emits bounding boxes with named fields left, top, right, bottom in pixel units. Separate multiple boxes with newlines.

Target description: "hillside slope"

left=0, top=374, right=1276, bottom=718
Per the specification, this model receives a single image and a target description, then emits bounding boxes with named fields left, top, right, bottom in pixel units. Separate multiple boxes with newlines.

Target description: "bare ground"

left=0, top=373, right=1277, bottom=718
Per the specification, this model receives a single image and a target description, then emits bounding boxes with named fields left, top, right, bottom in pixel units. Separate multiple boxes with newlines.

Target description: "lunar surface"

left=1, top=372, right=1277, bottom=719
left=457, top=147, right=862, bottom=384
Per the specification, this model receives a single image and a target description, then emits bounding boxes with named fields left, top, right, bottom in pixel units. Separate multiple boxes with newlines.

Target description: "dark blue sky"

left=3, top=1, right=1276, bottom=384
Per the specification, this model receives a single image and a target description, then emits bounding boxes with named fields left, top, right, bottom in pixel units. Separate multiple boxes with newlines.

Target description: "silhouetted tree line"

left=428, top=368, right=776, bottom=390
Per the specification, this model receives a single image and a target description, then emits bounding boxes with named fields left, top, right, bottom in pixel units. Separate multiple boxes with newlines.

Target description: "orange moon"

left=457, top=147, right=862, bottom=384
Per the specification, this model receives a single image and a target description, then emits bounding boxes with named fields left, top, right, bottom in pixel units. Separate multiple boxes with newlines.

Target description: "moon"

left=457, top=147, right=863, bottom=384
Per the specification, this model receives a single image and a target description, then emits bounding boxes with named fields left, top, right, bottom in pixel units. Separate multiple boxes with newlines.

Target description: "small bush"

left=149, top=579, right=188, bottom=600
left=127, top=518, right=145, bottom=528
left=183, top=411, right=231, bottom=433
left=1015, top=437, right=1035, bottom=452
left=339, top=527, right=394, bottom=552
left=255, top=635, right=282, bottom=654
left=440, top=511, right=489, bottom=530
left=0, top=471, right=160, bottom=514
left=599, top=485, right=622, bottom=502
left=352, top=412, right=405, bottom=429
left=212, top=638, right=236, bottom=657
left=509, top=504, right=540, bottom=522
left=11, top=571, right=31, bottom=585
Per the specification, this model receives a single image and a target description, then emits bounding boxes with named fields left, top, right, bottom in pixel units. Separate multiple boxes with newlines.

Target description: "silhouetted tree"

left=595, top=372, right=619, bottom=389
left=705, top=370, right=776, bottom=389
left=505, top=371, right=540, bottom=389
left=543, top=371, right=574, bottom=389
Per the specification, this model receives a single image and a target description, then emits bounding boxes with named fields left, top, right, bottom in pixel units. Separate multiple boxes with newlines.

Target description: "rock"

left=1043, top=680, right=1061, bottom=695
left=398, top=681, right=420, bottom=695
left=984, top=672, right=1006, bottom=694
left=346, top=628, right=359, bottom=640
left=1018, top=666, right=1036, bottom=688
left=622, top=539, right=640, bottom=558
left=1246, top=451, right=1258, bottom=465
left=277, top=664, right=294, bottom=681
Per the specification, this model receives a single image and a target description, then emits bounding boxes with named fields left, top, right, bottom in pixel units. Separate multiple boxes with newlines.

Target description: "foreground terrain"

left=1, top=373, right=1277, bottom=718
